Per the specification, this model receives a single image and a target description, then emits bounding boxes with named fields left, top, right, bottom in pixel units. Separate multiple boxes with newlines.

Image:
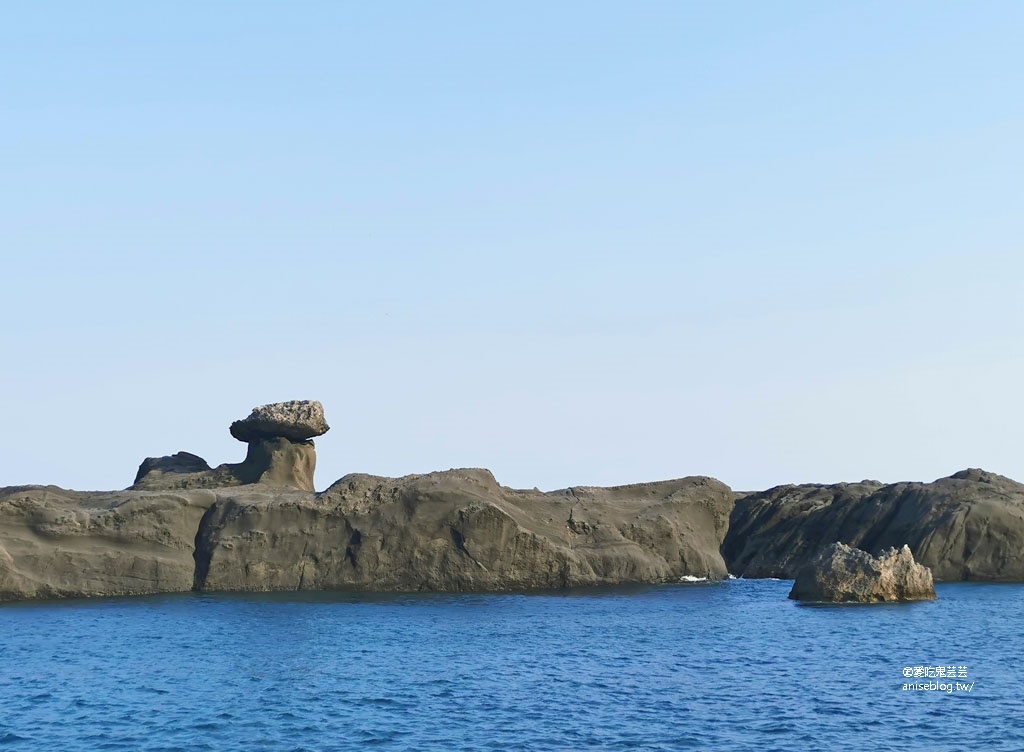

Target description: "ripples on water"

left=1, top=580, right=1021, bottom=751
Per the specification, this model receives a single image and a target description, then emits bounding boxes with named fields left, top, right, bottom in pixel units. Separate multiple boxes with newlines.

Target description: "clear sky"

left=3, top=2, right=1022, bottom=493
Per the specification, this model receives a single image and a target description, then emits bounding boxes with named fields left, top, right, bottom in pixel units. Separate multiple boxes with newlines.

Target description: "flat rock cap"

left=230, top=400, right=330, bottom=443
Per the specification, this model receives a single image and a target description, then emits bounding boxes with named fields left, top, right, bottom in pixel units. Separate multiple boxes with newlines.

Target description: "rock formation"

left=0, top=471, right=734, bottom=602
left=229, top=400, right=329, bottom=443
left=0, top=485, right=218, bottom=601
left=2, top=395, right=1023, bottom=603
left=0, top=399, right=740, bottom=601
left=722, top=469, right=1024, bottom=581
left=132, top=400, right=327, bottom=493
left=133, top=451, right=212, bottom=484
left=227, top=436, right=317, bottom=492
left=788, top=542, right=937, bottom=602
left=193, top=471, right=734, bottom=593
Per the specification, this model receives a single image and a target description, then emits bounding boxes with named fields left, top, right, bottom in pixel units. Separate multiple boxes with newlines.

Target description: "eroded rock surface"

left=133, top=452, right=212, bottom=485
left=6, top=446, right=1024, bottom=603
left=131, top=440, right=316, bottom=493
left=229, top=438, right=316, bottom=491
left=194, top=471, right=734, bottom=593
left=0, top=470, right=734, bottom=602
left=132, top=400, right=326, bottom=493
left=789, top=542, right=936, bottom=602
left=723, top=469, right=1024, bottom=581
left=3, top=400, right=743, bottom=601
left=0, top=485, right=218, bottom=601
left=229, top=400, right=329, bottom=443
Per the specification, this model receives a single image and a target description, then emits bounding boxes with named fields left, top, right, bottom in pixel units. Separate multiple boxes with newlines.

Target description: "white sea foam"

left=679, top=575, right=708, bottom=582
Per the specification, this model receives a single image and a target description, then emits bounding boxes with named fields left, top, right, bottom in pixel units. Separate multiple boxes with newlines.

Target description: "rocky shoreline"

left=2, top=401, right=1022, bottom=602
left=723, top=468, right=1024, bottom=581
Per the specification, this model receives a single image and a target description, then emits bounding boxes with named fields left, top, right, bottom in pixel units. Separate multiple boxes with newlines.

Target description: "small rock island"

left=789, top=542, right=937, bottom=603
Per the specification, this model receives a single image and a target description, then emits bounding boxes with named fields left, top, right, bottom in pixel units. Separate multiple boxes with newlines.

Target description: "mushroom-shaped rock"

left=229, top=400, right=330, bottom=443
left=789, top=542, right=936, bottom=602
left=130, top=402, right=328, bottom=493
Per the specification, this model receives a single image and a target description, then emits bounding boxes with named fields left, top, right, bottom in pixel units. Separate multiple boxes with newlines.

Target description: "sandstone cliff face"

left=131, top=439, right=317, bottom=493
left=4, top=394, right=1022, bottom=602
left=789, top=542, right=936, bottom=602
left=0, top=396, right=732, bottom=601
left=723, top=469, right=1024, bottom=581
left=0, top=485, right=218, bottom=600
left=0, top=471, right=734, bottom=602
left=192, top=471, right=734, bottom=593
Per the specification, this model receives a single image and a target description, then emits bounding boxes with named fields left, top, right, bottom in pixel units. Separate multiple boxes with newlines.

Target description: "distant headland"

left=1, top=400, right=1021, bottom=603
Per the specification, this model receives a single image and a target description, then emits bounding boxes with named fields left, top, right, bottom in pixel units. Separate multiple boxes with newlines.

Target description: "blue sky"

left=3, top=2, right=1022, bottom=492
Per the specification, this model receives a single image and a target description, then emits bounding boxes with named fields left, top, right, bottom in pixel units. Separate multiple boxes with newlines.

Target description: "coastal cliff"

left=194, top=470, right=732, bottom=593
left=722, top=469, right=1024, bottom=581
left=0, top=472, right=733, bottom=601
left=2, top=401, right=1023, bottom=602
left=0, top=399, right=736, bottom=601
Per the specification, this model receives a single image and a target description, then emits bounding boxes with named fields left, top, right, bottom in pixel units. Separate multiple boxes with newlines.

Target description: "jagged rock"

left=229, top=400, right=329, bottom=443
left=722, top=469, right=1024, bottom=581
left=789, top=542, right=936, bottom=602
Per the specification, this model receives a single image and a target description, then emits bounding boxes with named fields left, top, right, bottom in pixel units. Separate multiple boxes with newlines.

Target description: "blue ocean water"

left=1, top=580, right=1020, bottom=751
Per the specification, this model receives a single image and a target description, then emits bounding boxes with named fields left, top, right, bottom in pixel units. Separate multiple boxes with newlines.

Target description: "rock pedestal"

left=232, top=437, right=317, bottom=491
left=788, top=542, right=936, bottom=602
left=132, top=400, right=329, bottom=493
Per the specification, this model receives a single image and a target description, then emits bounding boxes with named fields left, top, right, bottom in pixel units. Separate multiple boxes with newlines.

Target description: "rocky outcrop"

left=0, top=485, right=218, bottom=601
left=133, top=451, right=212, bottom=484
left=789, top=542, right=936, bottom=602
left=229, top=400, right=329, bottom=443
left=0, top=469, right=734, bottom=602
left=723, top=469, right=1024, bottom=581
left=193, top=471, right=734, bottom=593
left=228, top=437, right=316, bottom=491
left=3, top=389, right=1022, bottom=605
left=131, top=453, right=238, bottom=491
left=132, top=401, right=326, bottom=493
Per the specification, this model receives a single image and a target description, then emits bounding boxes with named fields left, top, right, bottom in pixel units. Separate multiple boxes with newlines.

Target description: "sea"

left=1, top=579, right=1020, bottom=751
